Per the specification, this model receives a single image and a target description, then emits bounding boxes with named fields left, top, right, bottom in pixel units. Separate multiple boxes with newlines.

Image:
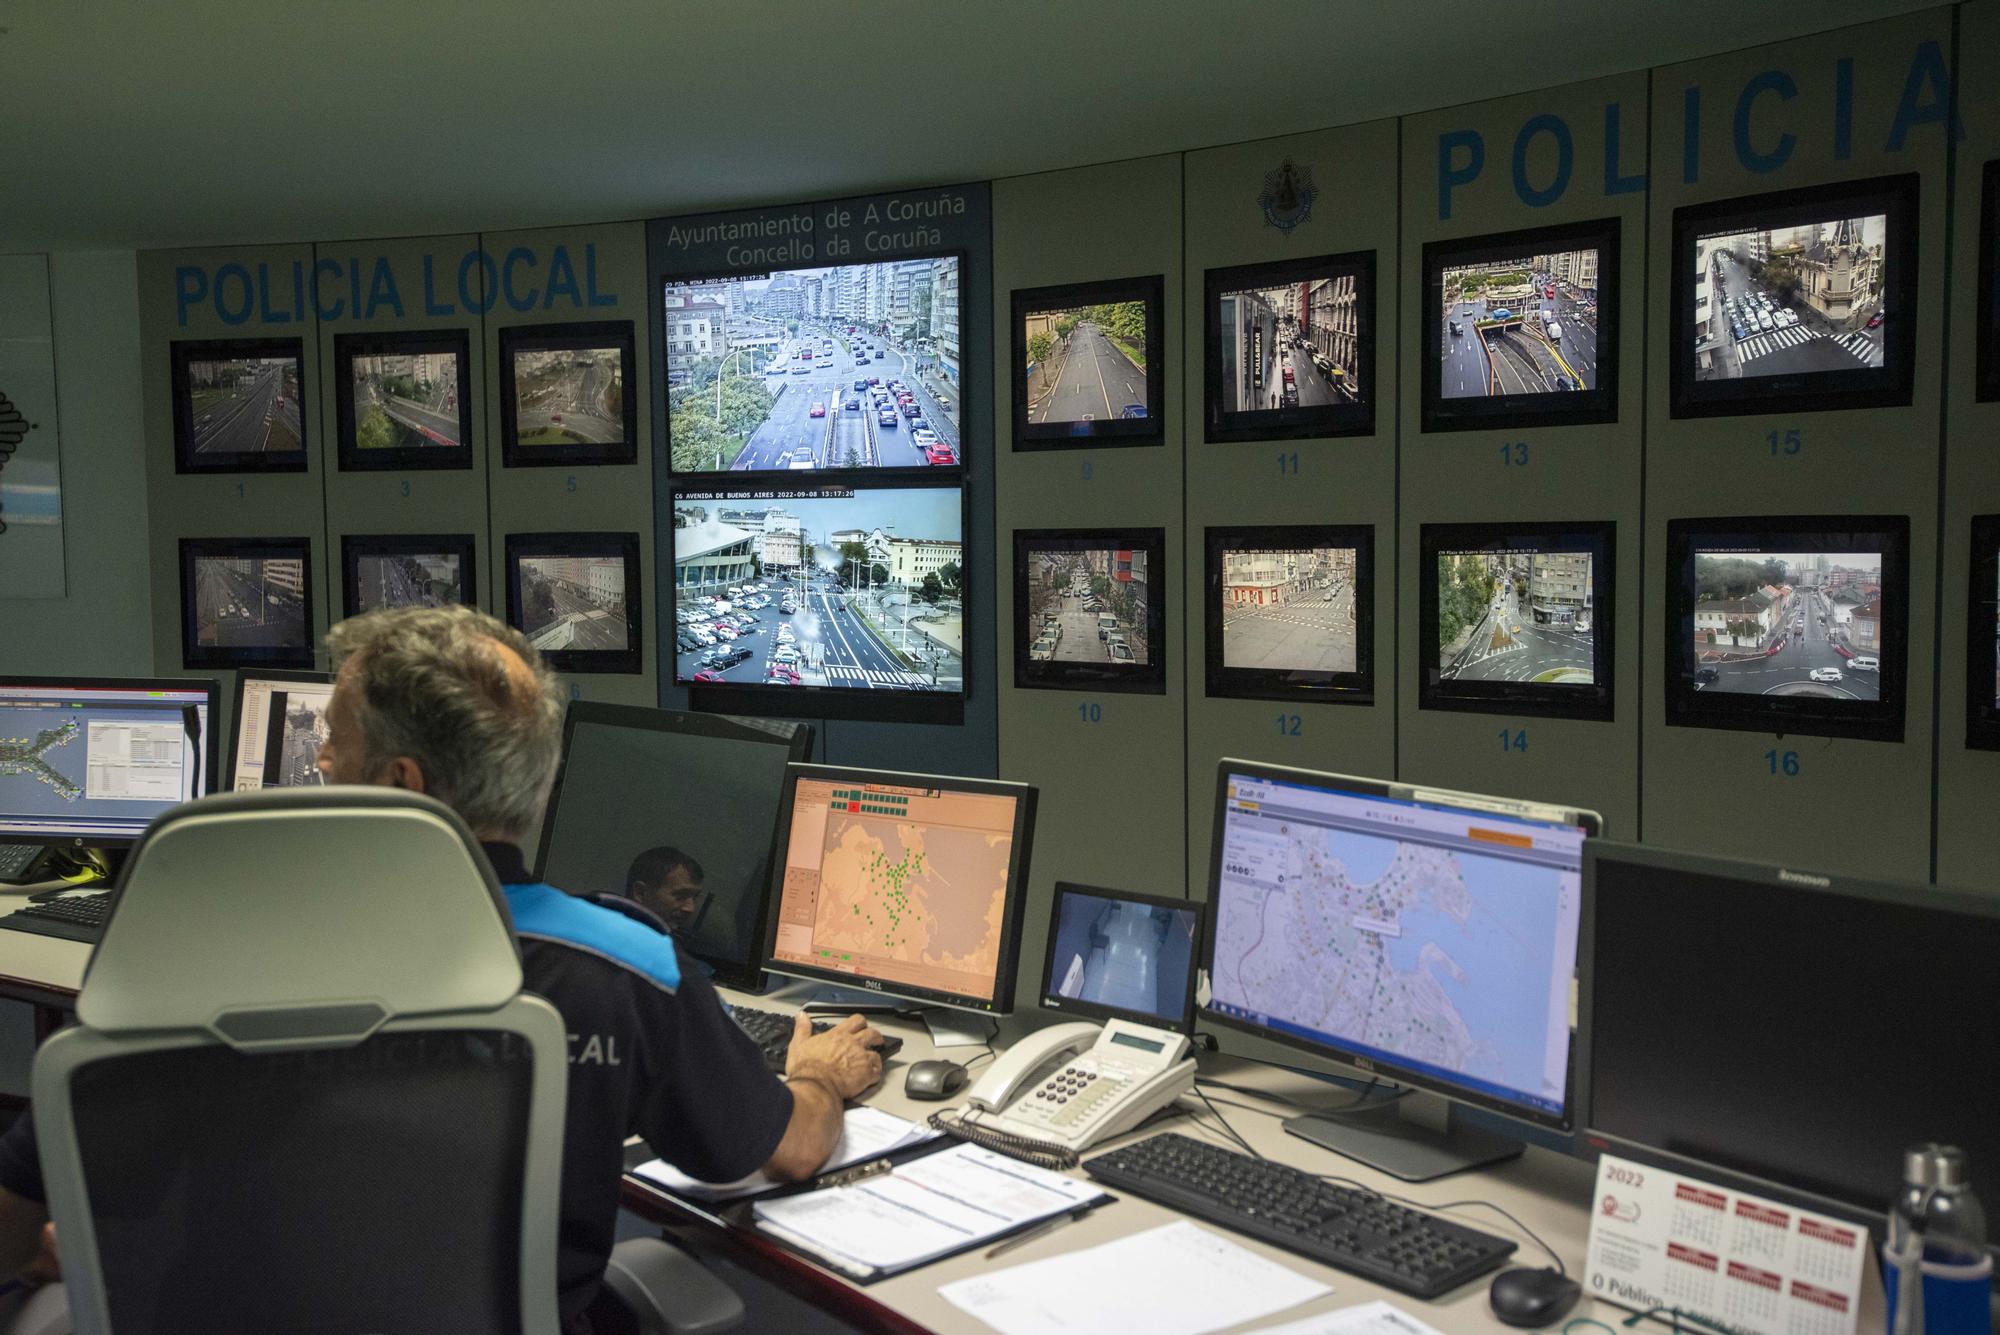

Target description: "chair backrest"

left=31, top=788, right=568, bottom=1334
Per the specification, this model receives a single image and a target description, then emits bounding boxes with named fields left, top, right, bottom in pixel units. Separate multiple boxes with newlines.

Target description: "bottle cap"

left=1904, top=1144, right=1970, bottom=1188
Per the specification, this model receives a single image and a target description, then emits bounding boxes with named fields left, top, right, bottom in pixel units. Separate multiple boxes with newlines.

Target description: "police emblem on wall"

left=1258, top=159, right=1318, bottom=234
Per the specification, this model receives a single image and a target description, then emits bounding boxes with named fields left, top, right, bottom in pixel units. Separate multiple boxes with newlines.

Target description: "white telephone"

left=957, top=1017, right=1196, bottom=1154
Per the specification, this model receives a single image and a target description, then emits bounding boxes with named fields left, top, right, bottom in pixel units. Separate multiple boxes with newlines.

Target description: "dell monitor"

left=1201, top=759, right=1600, bottom=1181
left=1582, top=841, right=1998, bottom=1230
left=763, top=763, right=1037, bottom=1014
left=533, top=703, right=813, bottom=989
left=228, top=670, right=334, bottom=791
left=1041, top=882, right=1199, bottom=1033
left=0, top=676, right=219, bottom=860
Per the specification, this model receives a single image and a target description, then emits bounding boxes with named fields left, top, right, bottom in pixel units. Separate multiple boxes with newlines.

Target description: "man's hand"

left=20, top=1223, right=57, bottom=1287
left=785, top=1012, right=885, bottom=1100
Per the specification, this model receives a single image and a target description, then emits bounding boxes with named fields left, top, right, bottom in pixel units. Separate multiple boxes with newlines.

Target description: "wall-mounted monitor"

left=1202, top=252, right=1376, bottom=442
left=1664, top=515, right=1910, bottom=742
left=663, top=255, right=965, bottom=475
left=1013, top=528, right=1166, bottom=694
left=170, top=338, right=309, bottom=474
left=497, top=321, right=637, bottom=467
left=1979, top=160, right=2000, bottom=404
left=1419, top=521, right=1614, bottom=721
left=332, top=329, right=473, bottom=472
left=1420, top=218, right=1619, bottom=433
left=670, top=481, right=967, bottom=724
left=1203, top=524, right=1373, bottom=705
left=504, top=531, right=642, bottom=674
left=1010, top=275, right=1165, bottom=449
left=1670, top=173, right=1918, bottom=419
left=1966, top=515, right=2000, bottom=752
left=340, top=533, right=477, bottom=618
left=178, top=537, right=315, bottom=670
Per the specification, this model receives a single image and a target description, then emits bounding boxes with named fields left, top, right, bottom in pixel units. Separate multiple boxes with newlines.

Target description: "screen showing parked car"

left=1693, top=213, right=1889, bottom=385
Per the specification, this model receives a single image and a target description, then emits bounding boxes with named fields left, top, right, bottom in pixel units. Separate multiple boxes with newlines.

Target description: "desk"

left=0, top=897, right=88, bottom=1032
left=623, top=986, right=1891, bottom=1335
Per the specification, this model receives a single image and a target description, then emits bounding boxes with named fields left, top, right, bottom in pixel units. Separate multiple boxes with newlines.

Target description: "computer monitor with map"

left=1200, top=759, right=1599, bottom=1182
left=228, top=670, right=334, bottom=791
left=763, top=763, right=1038, bottom=1013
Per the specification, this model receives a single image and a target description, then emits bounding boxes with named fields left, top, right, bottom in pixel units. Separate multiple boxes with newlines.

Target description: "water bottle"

left=1883, top=1144, right=1992, bottom=1335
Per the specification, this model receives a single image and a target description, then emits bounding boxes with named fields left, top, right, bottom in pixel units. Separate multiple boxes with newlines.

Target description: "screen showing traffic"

left=1689, top=547, right=1886, bottom=701
left=515, top=554, right=630, bottom=654
left=1439, top=248, right=1601, bottom=399
left=508, top=344, right=627, bottom=448
left=182, top=352, right=304, bottom=460
left=190, top=552, right=309, bottom=653
left=1436, top=547, right=1597, bottom=688
left=1221, top=544, right=1358, bottom=677
left=346, top=349, right=463, bottom=451
left=353, top=550, right=467, bottom=614
left=1020, top=298, right=1154, bottom=429
left=1213, top=269, right=1364, bottom=418
left=1694, top=213, right=1888, bottom=383
left=1023, top=545, right=1151, bottom=669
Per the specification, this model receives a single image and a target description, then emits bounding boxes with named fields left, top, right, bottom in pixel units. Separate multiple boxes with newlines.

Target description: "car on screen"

left=1108, top=642, right=1136, bottom=663
left=879, top=409, right=898, bottom=428
left=911, top=429, right=939, bottom=447
left=692, top=670, right=725, bottom=683
left=923, top=443, right=957, bottom=466
left=845, top=398, right=860, bottom=412
left=1808, top=666, right=1844, bottom=683
left=766, top=663, right=801, bottom=686
left=1119, top=404, right=1147, bottom=419
left=809, top=402, right=825, bottom=418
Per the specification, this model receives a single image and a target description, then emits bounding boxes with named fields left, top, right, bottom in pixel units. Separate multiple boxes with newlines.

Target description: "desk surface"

left=0, top=892, right=90, bottom=1005
left=623, top=985, right=1891, bottom=1335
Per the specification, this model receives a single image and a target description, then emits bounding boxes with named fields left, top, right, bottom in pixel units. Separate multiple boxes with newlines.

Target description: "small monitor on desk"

left=763, top=763, right=1037, bottom=1014
left=1041, top=882, right=1199, bottom=1033
left=228, top=670, right=334, bottom=791
left=1199, top=759, right=1599, bottom=1181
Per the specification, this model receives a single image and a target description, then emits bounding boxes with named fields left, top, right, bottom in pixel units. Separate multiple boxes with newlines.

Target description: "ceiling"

left=0, top=0, right=1941, bottom=253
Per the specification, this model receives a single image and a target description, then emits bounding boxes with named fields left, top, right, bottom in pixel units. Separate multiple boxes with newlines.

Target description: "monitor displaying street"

left=1022, top=300, right=1152, bottom=426
left=1437, top=550, right=1597, bottom=685
left=1689, top=550, right=1885, bottom=700
left=354, top=552, right=465, bottom=613
left=1024, top=547, right=1150, bottom=668
left=191, top=555, right=308, bottom=649
left=349, top=351, right=462, bottom=450
left=1220, top=545, right=1357, bottom=674
left=186, top=356, right=303, bottom=456
left=1439, top=249, right=1600, bottom=397
left=664, top=258, right=962, bottom=472
left=1694, top=214, right=1887, bottom=381
left=517, top=556, right=630, bottom=652
left=672, top=487, right=963, bottom=692
left=511, top=346, right=627, bottom=446
left=1215, top=275, right=1362, bottom=415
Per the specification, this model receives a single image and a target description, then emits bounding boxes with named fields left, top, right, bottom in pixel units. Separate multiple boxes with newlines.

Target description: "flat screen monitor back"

left=535, top=704, right=812, bottom=988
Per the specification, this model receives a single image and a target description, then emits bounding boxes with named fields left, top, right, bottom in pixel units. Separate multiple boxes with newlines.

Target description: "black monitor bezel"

left=1663, top=514, right=1910, bottom=742
left=1417, top=520, right=1615, bottom=722
left=1196, top=758, right=1597, bottom=1134
left=170, top=337, right=310, bottom=474
left=660, top=249, right=969, bottom=479
left=339, top=532, right=479, bottom=619
left=331, top=328, right=474, bottom=472
left=1979, top=160, right=2000, bottom=404
left=1039, top=880, right=1201, bottom=1035
left=0, top=674, right=221, bottom=849
left=669, top=475, right=971, bottom=726
left=504, top=530, right=644, bottom=674
left=1668, top=172, right=1919, bottom=420
left=1202, top=251, right=1377, bottom=443
left=225, top=667, right=334, bottom=793
left=534, top=701, right=814, bottom=990
left=178, top=536, right=316, bottom=671
left=1013, top=527, right=1168, bottom=695
left=1010, top=274, right=1166, bottom=450
left=497, top=320, right=639, bottom=468
left=1967, top=514, right=2000, bottom=751
left=760, top=762, right=1037, bottom=1014
left=1419, top=217, right=1621, bottom=434
left=1203, top=524, right=1375, bottom=705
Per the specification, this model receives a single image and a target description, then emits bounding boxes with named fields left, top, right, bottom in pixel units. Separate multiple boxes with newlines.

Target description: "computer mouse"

left=903, top=1059, right=969, bottom=1101
left=1488, top=1266, right=1581, bottom=1328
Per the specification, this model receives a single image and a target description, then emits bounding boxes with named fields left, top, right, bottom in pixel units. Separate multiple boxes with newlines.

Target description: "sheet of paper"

left=1585, top=1152, right=1867, bottom=1335
left=1242, top=1300, right=1446, bottom=1335
left=938, top=1219, right=1331, bottom=1335
left=633, top=1106, right=935, bottom=1201
left=754, top=1143, right=1100, bottom=1273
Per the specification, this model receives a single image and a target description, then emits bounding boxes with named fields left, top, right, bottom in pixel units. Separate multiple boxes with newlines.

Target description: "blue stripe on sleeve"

left=503, top=881, right=681, bottom=992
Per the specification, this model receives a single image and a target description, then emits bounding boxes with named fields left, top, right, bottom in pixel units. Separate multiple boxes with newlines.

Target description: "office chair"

left=29, top=788, right=742, bottom=1335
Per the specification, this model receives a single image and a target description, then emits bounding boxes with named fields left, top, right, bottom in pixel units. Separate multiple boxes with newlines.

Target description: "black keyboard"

left=0, top=891, right=116, bottom=944
left=0, top=845, right=43, bottom=880
left=1084, top=1133, right=1516, bottom=1299
left=731, top=1005, right=903, bottom=1074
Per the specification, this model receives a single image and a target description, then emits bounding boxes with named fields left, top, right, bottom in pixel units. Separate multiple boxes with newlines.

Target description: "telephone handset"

left=958, top=1017, right=1196, bottom=1154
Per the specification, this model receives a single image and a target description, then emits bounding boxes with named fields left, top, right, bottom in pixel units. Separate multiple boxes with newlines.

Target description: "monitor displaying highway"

left=1690, top=548, right=1885, bottom=700
left=1022, top=299, right=1152, bottom=427
left=517, top=555, right=630, bottom=653
left=190, top=553, right=309, bottom=650
left=1221, top=544, right=1357, bottom=675
left=1023, top=545, right=1150, bottom=668
left=185, top=354, right=303, bottom=457
left=1215, top=274, right=1363, bottom=415
left=354, top=551, right=466, bottom=613
left=348, top=351, right=463, bottom=450
left=664, top=259, right=962, bottom=473
left=672, top=486, right=963, bottom=693
left=1437, top=548, right=1597, bottom=687
left=1439, top=249, right=1600, bottom=397
left=1694, top=213, right=1887, bottom=382
left=510, top=345, right=626, bottom=446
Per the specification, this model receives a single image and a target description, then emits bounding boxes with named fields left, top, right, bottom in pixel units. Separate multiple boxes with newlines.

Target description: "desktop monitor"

left=763, top=763, right=1037, bottom=1014
left=228, top=670, right=334, bottom=791
left=1200, top=759, right=1600, bottom=1181
left=535, top=703, right=813, bottom=989
left=1040, top=882, right=1199, bottom=1034
left=1581, top=841, right=1999, bottom=1228
left=1010, top=275, right=1165, bottom=449
left=1670, top=173, right=1918, bottom=419
left=497, top=321, right=638, bottom=468
left=0, top=677, right=218, bottom=852
left=663, top=254, right=966, bottom=475
left=1202, top=251, right=1377, bottom=442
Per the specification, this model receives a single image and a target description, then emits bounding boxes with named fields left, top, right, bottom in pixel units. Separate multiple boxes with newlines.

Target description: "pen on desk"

left=984, top=1204, right=1091, bottom=1260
